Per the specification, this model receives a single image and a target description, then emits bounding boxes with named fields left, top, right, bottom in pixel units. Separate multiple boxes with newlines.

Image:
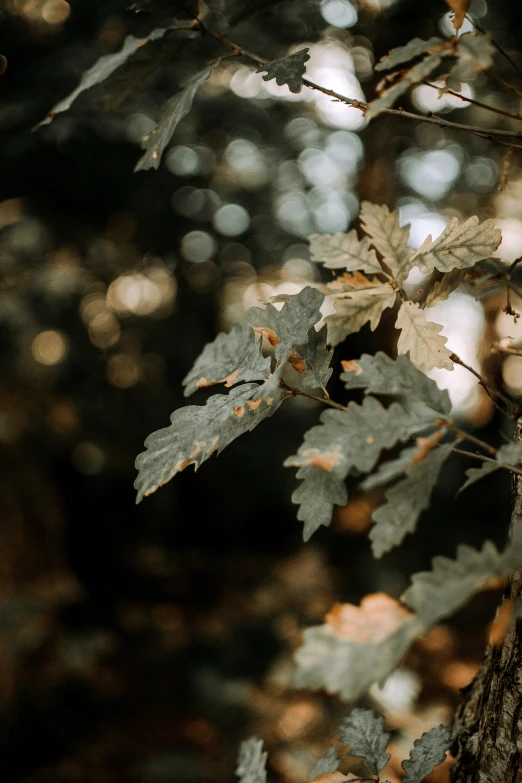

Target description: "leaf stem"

left=423, top=80, right=522, bottom=122
left=450, top=352, right=518, bottom=415
left=281, top=382, right=348, bottom=411
left=452, top=447, right=522, bottom=478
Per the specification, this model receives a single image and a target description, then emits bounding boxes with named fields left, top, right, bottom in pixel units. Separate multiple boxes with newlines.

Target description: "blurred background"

left=1, top=0, right=522, bottom=780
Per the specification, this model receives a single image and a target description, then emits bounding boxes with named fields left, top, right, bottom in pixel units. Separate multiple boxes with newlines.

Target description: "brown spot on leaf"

left=326, top=593, right=414, bottom=643
left=246, top=398, right=262, bottom=410
left=195, top=377, right=214, bottom=389
left=288, top=348, right=307, bottom=373
left=341, top=360, right=362, bottom=374
left=223, top=369, right=239, bottom=387
left=413, top=429, right=445, bottom=463
left=366, top=436, right=374, bottom=445
left=303, top=446, right=341, bottom=472
left=233, top=406, right=245, bottom=417
left=327, top=270, right=373, bottom=291
left=254, top=327, right=280, bottom=346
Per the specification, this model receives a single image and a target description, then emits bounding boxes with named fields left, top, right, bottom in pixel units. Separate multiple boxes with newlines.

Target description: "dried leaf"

left=359, top=202, right=413, bottom=281
left=401, top=725, right=451, bottom=783
left=448, top=32, right=495, bottom=88
left=286, top=397, right=437, bottom=540
left=326, top=288, right=397, bottom=346
left=425, top=269, right=466, bottom=307
left=340, top=351, right=451, bottom=414
left=366, top=53, right=443, bottom=120
left=396, top=301, right=453, bottom=372
left=236, top=737, right=267, bottom=783
left=294, top=594, right=421, bottom=701
left=39, top=28, right=173, bottom=126
left=411, top=216, right=501, bottom=274
left=135, top=64, right=215, bottom=171
left=135, top=383, right=282, bottom=501
left=310, top=231, right=382, bottom=274
left=248, top=287, right=324, bottom=400
left=326, top=271, right=383, bottom=293
left=309, top=746, right=340, bottom=779
left=338, top=709, right=391, bottom=775
left=257, top=48, right=310, bottom=93
left=374, top=37, right=444, bottom=71
left=458, top=442, right=522, bottom=494
left=369, top=443, right=454, bottom=557
left=183, top=324, right=270, bottom=396
left=445, top=0, right=470, bottom=32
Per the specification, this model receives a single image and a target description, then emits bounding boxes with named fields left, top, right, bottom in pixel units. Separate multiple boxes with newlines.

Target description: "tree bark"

left=451, top=420, right=522, bottom=782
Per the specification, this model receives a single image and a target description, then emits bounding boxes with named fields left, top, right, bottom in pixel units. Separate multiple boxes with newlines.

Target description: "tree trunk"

left=451, top=420, right=522, bottom=782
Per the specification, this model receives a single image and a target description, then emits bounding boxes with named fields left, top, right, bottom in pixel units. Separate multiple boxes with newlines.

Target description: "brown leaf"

left=288, top=348, right=307, bottom=373
left=413, top=430, right=445, bottom=464
left=488, top=598, right=514, bottom=646
left=445, top=0, right=471, bottom=32
left=254, top=327, right=280, bottom=346
left=326, top=593, right=414, bottom=643
left=341, top=360, right=362, bottom=374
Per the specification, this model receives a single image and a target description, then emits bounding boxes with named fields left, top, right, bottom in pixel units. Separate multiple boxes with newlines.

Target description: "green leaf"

left=370, top=442, right=454, bottom=558
left=402, top=540, right=507, bottom=628
left=396, top=301, right=453, bottom=372
left=425, top=269, right=466, bottom=308
left=309, top=231, right=382, bottom=274
left=411, top=216, right=501, bottom=274
left=286, top=397, right=436, bottom=540
left=458, top=442, right=522, bottom=494
left=360, top=446, right=417, bottom=492
left=310, top=746, right=339, bottom=779
left=182, top=324, right=270, bottom=397
left=401, top=725, right=451, bottom=783
left=248, top=286, right=324, bottom=400
left=236, top=737, right=267, bottom=783
left=340, top=352, right=451, bottom=415
left=338, top=709, right=391, bottom=775
left=135, top=64, right=215, bottom=171
left=326, top=288, right=397, bottom=346
left=448, top=32, right=495, bottom=88
left=294, top=606, right=421, bottom=701
left=38, top=28, right=173, bottom=126
left=295, top=325, right=333, bottom=391
left=291, top=466, right=348, bottom=541
left=366, top=52, right=443, bottom=120
left=359, top=202, right=413, bottom=281
left=374, top=37, right=444, bottom=71
left=257, top=48, right=310, bottom=93
left=135, top=383, right=282, bottom=501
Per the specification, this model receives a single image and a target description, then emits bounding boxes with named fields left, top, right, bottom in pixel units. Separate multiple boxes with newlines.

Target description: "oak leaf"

left=401, top=725, right=451, bottom=783
left=310, top=231, right=382, bottom=274
left=236, top=737, right=267, bottom=783
left=359, top=202, right=413, bottom=281
left=326, top=287, right=396, bottom=346
left=257, top=48, right=310, bottom=93
left=366, top=53, right=444, bottom=120
left=396, top=301, right=453, bottom=372
left=338, top=708, right=391, bottom=775
left=411, top=215, right=501, bottom=274
left=374, top=37, right=444, bottom=71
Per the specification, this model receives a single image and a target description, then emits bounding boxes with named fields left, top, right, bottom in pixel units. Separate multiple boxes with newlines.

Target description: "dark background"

left=0, top=0, right=521, bottom=780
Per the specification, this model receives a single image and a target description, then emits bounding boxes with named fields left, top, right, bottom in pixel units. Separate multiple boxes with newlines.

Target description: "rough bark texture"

left=451, top=419, right=522, bottom=782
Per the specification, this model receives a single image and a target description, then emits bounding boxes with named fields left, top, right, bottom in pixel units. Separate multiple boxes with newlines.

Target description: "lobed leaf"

left=369, top=443, right=454, bottom=558
left=182, top=323, right=270, bottom=397
left=425, top=269, right=466, bottom=307
left=366, top=52, right=443, bottom=120
left=359, top=202, right=413, bottom=281
left=340, top=352, right=451, bottom=415
left=309, top=231, right=382, bottom=274
left=325, top=270, right=385, bottom=294
left=39, top=28, right=173, bottom=126
left=236, top=737, right=267, bottom=783
left=402, top=540, right=507, bottom=628
left=401, top=725, right=451, bottom=783
left=326, top=287, right=397, bottom=346
left=309, top=746, right=340, bottom=779
left=135, top=383, right=282, bottom=501
left=294, top=594, right=422, bottom=701
left=338, top=709, right=391, bottom=775
left=396, top=301, right=453, bottom=372
left=135, top=64, right=215, bottom=171
left=360, top=446, right=417, bottom=492
left=248, top=286, right=324, bottom=400
left=411, top=216, right=501, bottom=274
left=257, top=48, right=310, bottom=93
left=448, top=32, right=495, bottom=89
left=286, top=397, right=437, bottom=540
left=374, top=37, right=444, bottom=72
left=295, top=325, right=333, bottom=391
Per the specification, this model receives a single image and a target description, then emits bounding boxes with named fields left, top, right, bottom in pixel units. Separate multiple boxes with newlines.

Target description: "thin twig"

left=470, top=16, right=522, bottom=79
left=452, top=447, right=522, bottom=478
left=508, top=257, right=522, bottom=276
left=450, top=353, right=517, bottom=413
left=492, top=341, right=522, bottom=357
left=441, top=418, right=499, bottom=455
left=194, top=22, right=522, bottom=150
left=281, top=382, right=348, bottom=411
left=423, top=80, right=522, bottom=122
